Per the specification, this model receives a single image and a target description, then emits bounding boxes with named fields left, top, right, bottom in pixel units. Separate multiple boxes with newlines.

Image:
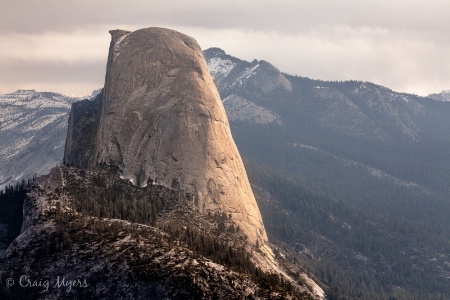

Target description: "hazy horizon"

left=1, top=1, right=449, bottom=97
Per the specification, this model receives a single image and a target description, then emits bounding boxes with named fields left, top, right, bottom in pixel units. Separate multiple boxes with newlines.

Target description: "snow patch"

left=428, top=90, right=450, bottom=101
left=207, top=57, right=237, bottom=78
left=22, top=113, right=65, bottom=132
left=234, top=63, right=260, bottom=85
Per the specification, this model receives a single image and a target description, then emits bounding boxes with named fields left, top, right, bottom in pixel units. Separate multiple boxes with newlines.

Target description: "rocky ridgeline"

left=428, top=90, right=450, bottom=102
left=0, top=165, right=320, bottom=299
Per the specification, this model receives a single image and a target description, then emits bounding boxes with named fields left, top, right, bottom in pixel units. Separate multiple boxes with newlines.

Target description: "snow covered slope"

left=428, top=90, right=450, bottom=101
left=0, top=90, right=81, bottom=189
left=204, top=48, right=288, bottom=126
left=204, top=48, right=291, bottom=96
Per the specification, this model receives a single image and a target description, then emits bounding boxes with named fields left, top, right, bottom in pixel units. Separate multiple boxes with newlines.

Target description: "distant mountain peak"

left=204, top=47, right=226, bottom=56
left=13, top=89, right=36, bottom=94
left=428, top=90, right=450, bottom=101
left=204, top=48, right=292, bottom=96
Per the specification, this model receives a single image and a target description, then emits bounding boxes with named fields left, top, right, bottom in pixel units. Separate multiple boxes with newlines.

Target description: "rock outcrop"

left=223, top=94, right=282, bottom=125
left=64, top=28, right=268, bottom=247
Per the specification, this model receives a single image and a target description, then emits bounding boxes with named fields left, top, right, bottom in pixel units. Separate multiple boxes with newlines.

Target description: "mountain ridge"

left=204, top=47, right=450, bottom=299
left=0, top=90, right=83, bottom=189
left=428, top=89, right=450, bottom=101
left=204, top=47, right=440, bottom=143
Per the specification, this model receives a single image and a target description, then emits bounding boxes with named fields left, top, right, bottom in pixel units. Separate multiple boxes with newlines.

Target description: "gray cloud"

left=0, top=60, right=105, bottom=96
left=1, top=0, right=449, bottom=96
left=3, top=1, right=449, bottom=34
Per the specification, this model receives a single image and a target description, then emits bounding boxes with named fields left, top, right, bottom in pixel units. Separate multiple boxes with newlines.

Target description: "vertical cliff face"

left=64, top=27, right=268, bottom=246
left=64, top=92, right=102, bottom=168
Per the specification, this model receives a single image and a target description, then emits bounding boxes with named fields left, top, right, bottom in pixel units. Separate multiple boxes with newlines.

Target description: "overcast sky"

left=1, top=0, right=449, bottom=97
